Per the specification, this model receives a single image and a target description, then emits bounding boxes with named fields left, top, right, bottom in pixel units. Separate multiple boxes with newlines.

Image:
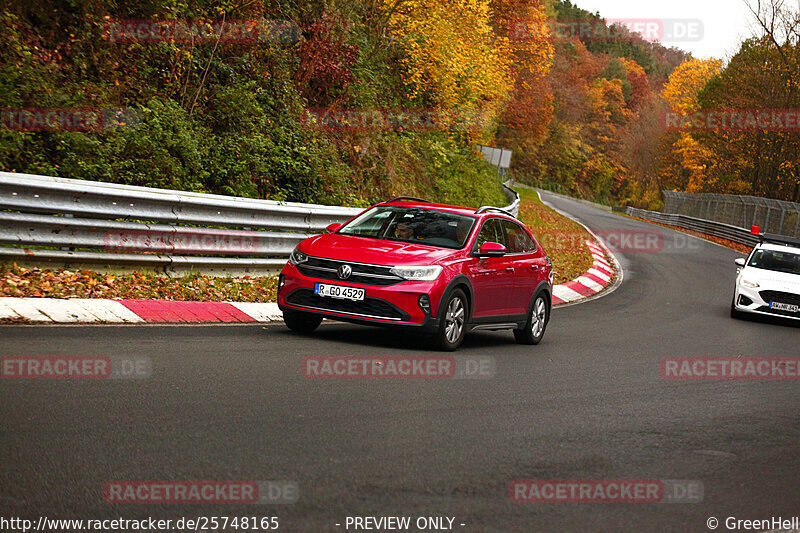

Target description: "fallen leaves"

left=0, top=263, right=279, bottom=302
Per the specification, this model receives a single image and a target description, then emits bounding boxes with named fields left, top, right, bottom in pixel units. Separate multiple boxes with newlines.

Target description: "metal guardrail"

left=662, top=190, right=800, bottom=238
left=0, top=172, right=358, bottom=231
left=0, top=172, right=361, bottom=275
left=623, top=207, right=760, bottom=247
left=0, top=172, right=520, bottom=275
left=501, top=180, right=520, bottom=218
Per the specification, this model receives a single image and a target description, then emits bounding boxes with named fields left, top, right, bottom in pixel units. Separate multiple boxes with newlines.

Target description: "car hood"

left=740, top=266, right=800, bottom=292
left=300, top=233, right=457, bottom=266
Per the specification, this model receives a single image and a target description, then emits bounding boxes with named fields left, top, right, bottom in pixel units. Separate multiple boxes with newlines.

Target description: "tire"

left=514, top=292, right=549, bottom=345
left=433, top=289, right=468, bottom=351
left=283, top=309, right=323, bottom=333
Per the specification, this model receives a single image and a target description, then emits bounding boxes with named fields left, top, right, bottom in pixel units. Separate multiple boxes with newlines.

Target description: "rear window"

left=501, top=220, right=537, bottom=253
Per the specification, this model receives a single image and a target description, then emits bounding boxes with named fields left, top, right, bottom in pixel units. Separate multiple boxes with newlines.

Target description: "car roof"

left=379, top=201, right=516, bottom=220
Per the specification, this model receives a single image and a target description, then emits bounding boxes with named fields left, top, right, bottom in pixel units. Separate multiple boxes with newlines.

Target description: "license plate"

left=315, top=283, right=365, bottom=301
left=770, top=301, right=800, bottom=313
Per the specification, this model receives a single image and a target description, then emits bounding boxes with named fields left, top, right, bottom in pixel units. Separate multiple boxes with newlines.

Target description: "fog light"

left=418, top=294, right=431, bottom=315
left=278, top=274, right=285, bottom=293
left=738, top=294, right=753, bottom=306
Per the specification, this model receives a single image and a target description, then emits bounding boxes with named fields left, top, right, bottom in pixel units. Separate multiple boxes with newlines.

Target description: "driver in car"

left=395, top=222, right=415, bottom=240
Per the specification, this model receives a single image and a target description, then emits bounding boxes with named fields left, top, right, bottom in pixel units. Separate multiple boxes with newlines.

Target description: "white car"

left=731, top=234, right=800, bottom=321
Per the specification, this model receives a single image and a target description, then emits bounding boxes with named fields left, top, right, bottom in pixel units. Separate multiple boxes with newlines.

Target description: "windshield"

left=748, top=249, right=800, bottom=275
left=338, top=206, right=476, bottom=249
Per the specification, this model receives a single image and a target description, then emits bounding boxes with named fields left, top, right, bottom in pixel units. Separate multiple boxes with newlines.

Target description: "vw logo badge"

left=338, top=264, right=352, bottom=279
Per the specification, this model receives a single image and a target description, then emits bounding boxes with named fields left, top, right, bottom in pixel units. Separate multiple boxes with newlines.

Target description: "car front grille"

left=759, top=290, right=800, bottom=306
left=296, top=257, right=404, bottom=286
left=286, top=289, right=409, bottom=321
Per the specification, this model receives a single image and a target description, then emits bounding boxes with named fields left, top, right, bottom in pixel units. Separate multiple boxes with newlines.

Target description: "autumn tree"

left=382, top=0, right=515, bottom=139
left=510, top=1, right=686, bottom=204
left=617, top=96, right=669, bottom=208
left=659, top=58, right=723, bottom=192
left=746, top=0, right=799, bottom=95
left=698, top=38, right=800, bottom=200
left=662, top=58, right=723, bottom=113
left=617, top=57, right=650, bottom=110
left=493, top=0, right=555, bottom=172
left=690, top=0, right=800, bottom=201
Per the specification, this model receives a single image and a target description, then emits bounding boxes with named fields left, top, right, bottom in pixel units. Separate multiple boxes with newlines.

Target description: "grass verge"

left=516, top=188, right=596, bottom=285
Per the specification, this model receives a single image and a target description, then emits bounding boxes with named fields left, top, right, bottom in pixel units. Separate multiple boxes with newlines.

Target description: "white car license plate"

left=315, top=283, right=365, bottom=301
left=770, top=301, right=800, bottom=313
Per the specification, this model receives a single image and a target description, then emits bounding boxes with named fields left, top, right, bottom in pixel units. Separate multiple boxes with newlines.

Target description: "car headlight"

left=289, top=248, right=309, bottom=265
left=389, top=265, right=443, bottom=281
left=741, top=278, right=760, bottom=289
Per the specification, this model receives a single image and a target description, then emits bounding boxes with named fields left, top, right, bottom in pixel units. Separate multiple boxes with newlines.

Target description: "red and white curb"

left=0, top=248, right=614, bottom=323
left=0, top=297, right=282, bottom=324
left=552, top=240, right=615, bottom=306
left=535, top=189, right=621, bottom=307
left=0, top=242, right=617, bottom=323
left=0, top=241, right=618, bottom=324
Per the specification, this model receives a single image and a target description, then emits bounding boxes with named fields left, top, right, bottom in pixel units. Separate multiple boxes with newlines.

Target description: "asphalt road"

left=2, top=192, right=800, bottom=532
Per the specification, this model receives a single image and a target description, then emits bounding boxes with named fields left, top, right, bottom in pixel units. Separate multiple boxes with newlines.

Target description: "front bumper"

left=277, top=263, right=443, bottom=332
left=733, top=283, right=800, bottom=321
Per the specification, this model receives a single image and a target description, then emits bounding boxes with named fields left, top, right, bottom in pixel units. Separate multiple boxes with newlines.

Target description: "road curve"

left=2, top=192, right=799, bottom=532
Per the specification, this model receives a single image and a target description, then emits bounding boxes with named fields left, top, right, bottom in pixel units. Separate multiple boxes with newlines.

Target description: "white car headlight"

left=389, top=265, right=443, bottom=281
left=289, top=248, right=309, bottom=265
left=741, top=278, right=760, bottom=289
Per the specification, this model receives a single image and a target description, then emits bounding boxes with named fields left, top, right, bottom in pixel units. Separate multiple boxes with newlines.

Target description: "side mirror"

left=326, top=223, right=342, bottom=233
left=734, top=258, right=746, bottom=267
left=477, top=242, right=507, bottom=258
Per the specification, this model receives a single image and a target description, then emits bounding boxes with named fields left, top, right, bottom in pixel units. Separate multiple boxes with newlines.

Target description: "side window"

left=475, top=219, right=505, bottom=250
left=521, top=230, right=536, bottom=252
left=501, top=220, right=536, bottom=253
left=474, top=219, right=493, bottom=248
left=493, top=220, right=507, bottom=247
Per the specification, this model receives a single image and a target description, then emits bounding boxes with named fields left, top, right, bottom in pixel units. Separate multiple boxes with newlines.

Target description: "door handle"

left=506, top=267, right=515, bottom=272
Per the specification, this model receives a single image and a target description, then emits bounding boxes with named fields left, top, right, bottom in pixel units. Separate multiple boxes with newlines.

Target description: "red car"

left=277, top=198, right=554, bottom=350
